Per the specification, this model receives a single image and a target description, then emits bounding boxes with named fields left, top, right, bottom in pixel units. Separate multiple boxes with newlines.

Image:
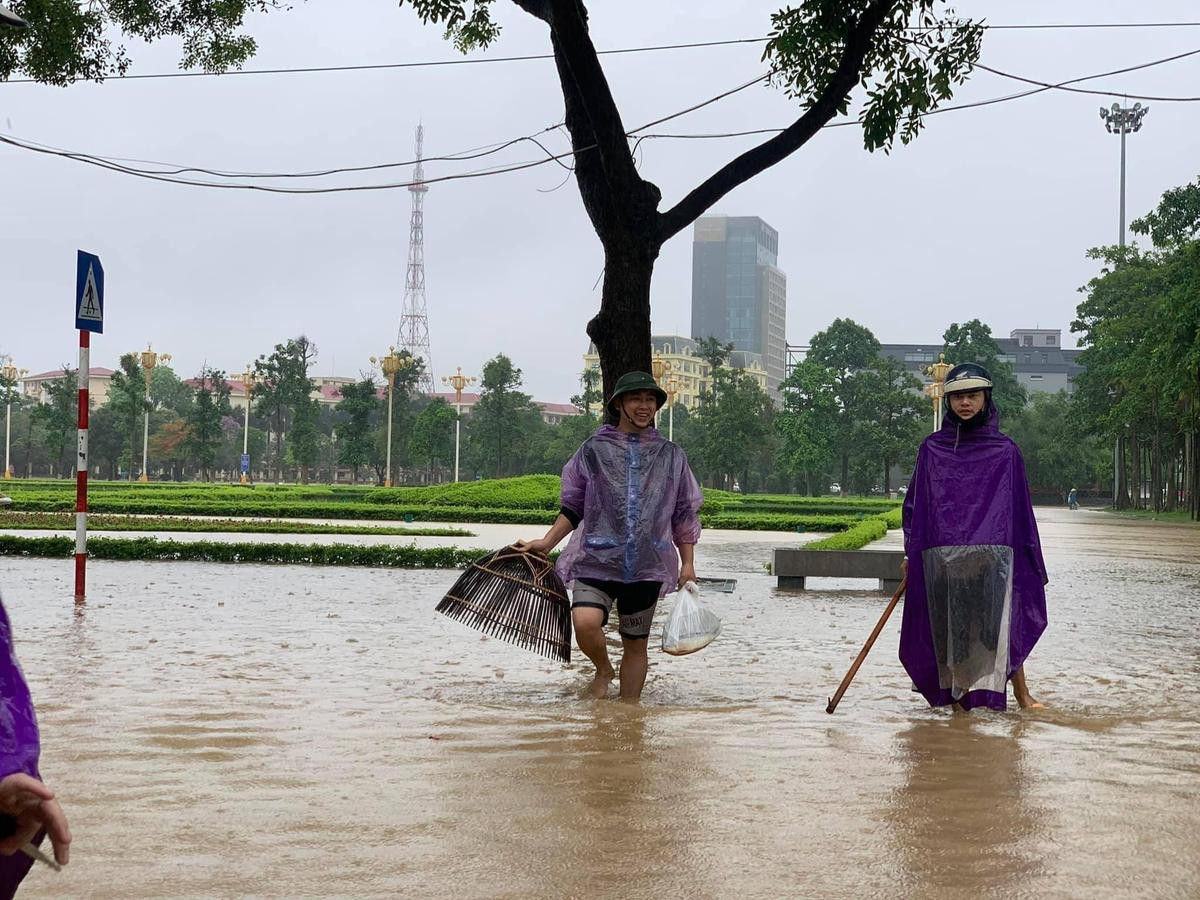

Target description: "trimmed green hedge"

left=803, top=506, right=902, bottom=551
left=5, top=498, right=560, bottom=524
left=0, top=476, right=902, bottom=532
left=804, top=517, right=888, bottom=550
left=700, top=513, right=858, bottom=532
left=0, top=512, right=471, bottom=538
left=0, top=535, right=486, bottom=568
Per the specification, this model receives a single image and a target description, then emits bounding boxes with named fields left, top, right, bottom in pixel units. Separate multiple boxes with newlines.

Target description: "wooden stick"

left=826, top=576, right=907, bottom=715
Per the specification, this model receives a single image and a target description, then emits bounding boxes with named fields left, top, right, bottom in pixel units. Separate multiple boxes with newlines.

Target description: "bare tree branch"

left=540, top=1, right=645, bottom=200
left=656, top=0, right=896, bottom=244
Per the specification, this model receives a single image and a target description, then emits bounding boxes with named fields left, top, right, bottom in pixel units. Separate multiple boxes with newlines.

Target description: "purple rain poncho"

left=556, top=425, right=703, bottom=596
left=899, top=402, right=1048, bottom=712
left=0, top=597, right=41, bottom=897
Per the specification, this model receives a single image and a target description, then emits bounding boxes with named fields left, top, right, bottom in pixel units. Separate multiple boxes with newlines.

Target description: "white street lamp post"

left=372, top=348, right=412, bottom=488
left=239, top=366, right=255, bottom=484
left=442, top=367, right=477, bottom=483
left=1, top=358, right=28, bottom=479
left=138, top=346, right=171, bottom=482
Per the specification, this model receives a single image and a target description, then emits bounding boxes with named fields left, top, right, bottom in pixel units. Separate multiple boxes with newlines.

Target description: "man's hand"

left=514, top=537, right=553, bottom=557
left=677, top=562, right=697, bottom=592
left=900, top=557, right=908, bottom=580
left=0, top=773, right=70, bottom=866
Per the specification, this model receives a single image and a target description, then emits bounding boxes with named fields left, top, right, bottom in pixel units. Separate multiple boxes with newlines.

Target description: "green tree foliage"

left=807, top=318, right=881, bottom=491
left=106, top=354, right=149, bottom=479
left=88, top=406, right=124, bottom=480
left=335, top=378, right=381, bottom=483
left=410, top=398, right=458, bottom=477
left=466, top=354, right=542, bottom=478
left=1005, top=392, right=1108, bottom=501
left=184, top=367, right=232, bottom=480
left=0, top=0, right=278, bottom=84
left=776, top=359, right=838, bottom=495
left=149, top=365, right=194, bottom=417
left=254, top=335, right=318, bottom=481
left=1073, top=176, right=1200, bottom=515
left=692, top=373, right=773, bottom=491
left=32, top=368, right=78, bottom=478
left=858, top=355, right=925, bottom=493
left=941, top=319, right=1026, bottom=414
left=693, top=337, right=734, bottom=405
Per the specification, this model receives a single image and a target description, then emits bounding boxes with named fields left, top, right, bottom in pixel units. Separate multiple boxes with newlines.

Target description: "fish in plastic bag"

left=661, top=581, right=721, bottom=656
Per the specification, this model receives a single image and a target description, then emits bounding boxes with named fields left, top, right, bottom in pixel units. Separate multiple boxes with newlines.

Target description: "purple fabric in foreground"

left=899, top=403, right=1049, bottom=711
left=0, top=597, right=41, bottom=898
left=557, top=425, right=703, bottom=596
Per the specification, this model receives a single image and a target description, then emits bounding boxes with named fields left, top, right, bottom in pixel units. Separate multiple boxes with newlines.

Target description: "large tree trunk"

left=587, top=236, right=657, bottom=421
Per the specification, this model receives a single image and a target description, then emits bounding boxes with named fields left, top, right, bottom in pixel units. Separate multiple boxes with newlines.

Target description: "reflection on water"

left=887, top=717, right=1044, bottom=896
left=0, top=508, right=1197, bottom=898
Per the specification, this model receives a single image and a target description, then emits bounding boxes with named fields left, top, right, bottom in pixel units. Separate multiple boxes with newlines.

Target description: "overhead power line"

left=3, top=23, right=1200, bottom=84
left=1, top=45, right=1198, bottom=194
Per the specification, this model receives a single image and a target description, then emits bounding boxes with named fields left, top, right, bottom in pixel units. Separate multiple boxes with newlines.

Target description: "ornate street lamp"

left=1, top=357, right=29, bottom=478
left=371, top=348, right=413, bottom=487
left=238, top=365, right=256, bottom=484
left=441, top=367, right=477, bottom=483
left=138, top=345, right=171, bottom=482
left=923, top=353, right=953, bottom=433
left=664, top=374, right=679, bottom=442
left=651, top=353, right=674, bottom=433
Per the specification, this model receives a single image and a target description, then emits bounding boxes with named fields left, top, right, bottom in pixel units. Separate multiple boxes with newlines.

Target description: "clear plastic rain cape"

left=556, top=425, right=703, bottom=598
left=0, top=594, right=43, bottom=895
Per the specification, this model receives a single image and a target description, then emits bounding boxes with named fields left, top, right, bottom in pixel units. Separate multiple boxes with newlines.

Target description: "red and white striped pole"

left=75, top=330, right=89, bottom=604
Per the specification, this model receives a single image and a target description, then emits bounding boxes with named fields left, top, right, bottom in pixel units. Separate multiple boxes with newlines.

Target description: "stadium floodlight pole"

left=1098, top=101, right=1149, bottom=508
left=1099, top=101, right=1149, bottom=247
left=0, top=5, right=27, bottom=28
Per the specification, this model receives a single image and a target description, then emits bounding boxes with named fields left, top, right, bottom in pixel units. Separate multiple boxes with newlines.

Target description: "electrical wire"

left=3, top=23, right=1200, bottom=85
left=975, top=52, right=1200, bottom=102
left=0, top=72, right=770, bottom=188
left=2, top=44, right=1197, bottom=193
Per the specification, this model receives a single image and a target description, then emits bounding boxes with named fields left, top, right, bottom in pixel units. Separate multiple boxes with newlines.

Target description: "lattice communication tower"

left=397, top=124, right=435, bottom=394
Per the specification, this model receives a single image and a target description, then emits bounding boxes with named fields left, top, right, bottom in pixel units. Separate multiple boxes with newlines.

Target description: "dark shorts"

left=572, top=578, right=662, bottom=640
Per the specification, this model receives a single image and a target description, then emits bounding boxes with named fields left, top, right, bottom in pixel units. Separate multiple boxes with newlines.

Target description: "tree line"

left=1070, top=175, right=1200, bottom=517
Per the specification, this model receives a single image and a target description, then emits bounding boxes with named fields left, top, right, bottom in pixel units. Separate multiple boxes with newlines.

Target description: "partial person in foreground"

left=518, top=371, right=703, bottom=701
left=899, top=364, right=1048, bottom=711
left=0, top=593, right=71, bottom=898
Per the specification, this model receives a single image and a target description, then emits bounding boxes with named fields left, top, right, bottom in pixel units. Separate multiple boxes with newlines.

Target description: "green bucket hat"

left=607, top=370, right=667, bottom=412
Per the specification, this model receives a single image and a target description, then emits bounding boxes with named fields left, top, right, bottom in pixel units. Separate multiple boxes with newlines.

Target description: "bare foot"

left=1016, top=693, right=1045, bottom=709
left=589, top=667, right=616, bottom=699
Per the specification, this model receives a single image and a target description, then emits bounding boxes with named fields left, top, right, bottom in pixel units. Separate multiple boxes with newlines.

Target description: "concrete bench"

left=773, top=548, right=904, bottom=592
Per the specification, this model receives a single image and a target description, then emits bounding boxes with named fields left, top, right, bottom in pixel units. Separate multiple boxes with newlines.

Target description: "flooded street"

left=2, top=508, right=1198, bottom=898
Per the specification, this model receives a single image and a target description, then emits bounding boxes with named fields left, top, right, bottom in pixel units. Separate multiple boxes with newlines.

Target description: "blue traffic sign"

left=240, top=453, right=250, bottom=474
left=75, top=250, right=104, bottom=333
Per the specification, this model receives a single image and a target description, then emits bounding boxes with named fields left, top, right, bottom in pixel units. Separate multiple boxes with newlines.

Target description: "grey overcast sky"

left=2, top=1, right=1198, bottom=401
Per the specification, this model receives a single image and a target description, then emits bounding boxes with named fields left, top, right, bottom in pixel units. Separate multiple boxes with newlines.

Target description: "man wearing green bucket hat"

left=518, top=371, right=703, bottom=700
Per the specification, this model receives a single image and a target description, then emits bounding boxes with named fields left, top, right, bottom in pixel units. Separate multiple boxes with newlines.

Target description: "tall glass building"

left=690, top=215, right=787, bottom=398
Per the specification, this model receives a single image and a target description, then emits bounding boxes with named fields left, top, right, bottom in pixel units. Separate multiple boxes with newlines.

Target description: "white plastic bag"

left=661, top=581, right=721, bottom=656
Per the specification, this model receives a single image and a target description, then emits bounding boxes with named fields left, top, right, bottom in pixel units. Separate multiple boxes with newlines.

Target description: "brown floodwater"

left=2, top=508, right=1198, bottom=898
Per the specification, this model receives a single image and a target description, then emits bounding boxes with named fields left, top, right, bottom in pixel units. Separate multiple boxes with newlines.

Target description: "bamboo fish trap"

left=436, top=546, right=572, bottom=663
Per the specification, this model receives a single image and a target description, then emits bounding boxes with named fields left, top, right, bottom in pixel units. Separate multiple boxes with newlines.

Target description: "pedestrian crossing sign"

left=75, top=250, right=104, bottom=333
